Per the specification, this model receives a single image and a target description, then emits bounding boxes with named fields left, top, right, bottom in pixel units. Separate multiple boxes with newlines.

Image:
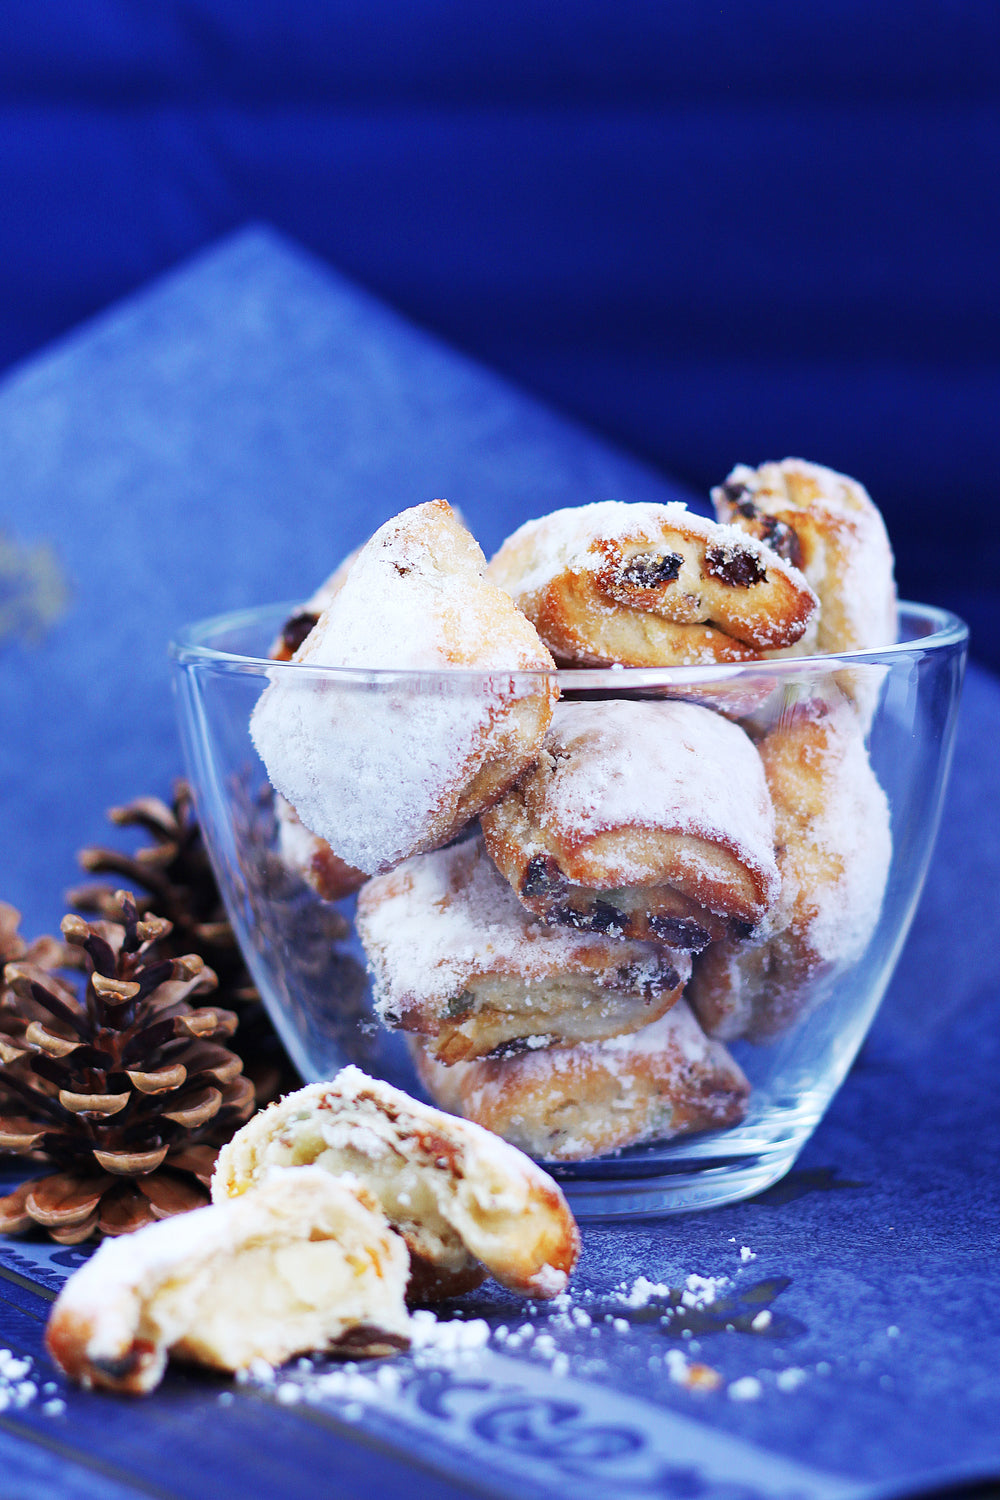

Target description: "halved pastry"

left=213, top=1066, right=579, bottom=1301
left=485, top=500, right=817, bottom=668
left=688, top=695, right=892, bottom=1042
left=46, top=1167, right=411, bottom=1394
left=356, top=837, right=690, bottom=1064
left=413, top=1000, right=750, bottom=1163
left=480, top=699, right=780, bottom=950
left=251, top=500, right=558, bottom=875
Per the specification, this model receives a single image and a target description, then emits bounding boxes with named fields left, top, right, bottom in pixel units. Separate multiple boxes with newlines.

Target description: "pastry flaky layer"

left=485, top=499, right=818, bottom=668
left=357, top=836, right=691, bottom=1064
left=213, top=1066, right=580, bottom=1301
left=251, top=499, right=558, bottom=875
left=481, top=698, right=780, bottom=949
left=412, top=1000, right=749, bottom=1163
left=45, top=1168, right=412, bottom=1394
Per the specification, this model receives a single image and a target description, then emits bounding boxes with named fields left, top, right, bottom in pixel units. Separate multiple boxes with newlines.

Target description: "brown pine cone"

left=0, top=891, right=255, bottom=1243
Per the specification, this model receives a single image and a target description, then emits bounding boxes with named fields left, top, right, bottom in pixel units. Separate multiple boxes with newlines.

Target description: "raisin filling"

left=617, top=551, right=684, bottom=588
left=705, top=546, right=767, bottom=589
left=279, top=610, right=320, bottom=656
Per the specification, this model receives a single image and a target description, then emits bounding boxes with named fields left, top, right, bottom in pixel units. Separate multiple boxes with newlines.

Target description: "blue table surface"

left=1, top=229, right=998, bottom=1500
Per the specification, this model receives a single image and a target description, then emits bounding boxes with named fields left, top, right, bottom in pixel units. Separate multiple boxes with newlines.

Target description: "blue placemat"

left=1, top=227, right=998, bottom=1499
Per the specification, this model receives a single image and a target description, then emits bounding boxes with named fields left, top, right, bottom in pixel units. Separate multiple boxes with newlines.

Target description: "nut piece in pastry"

left=251, top=500, right=559, bottom=875
left=356, top=837, right=691, bottom=1064
left=45, top=1167, right=411, bottom=1395
left=486, top=500, right=817, bottom=668
left=481, top=699, right=779, bottom=950
left=688, top=696, right=892, bottom=1042
left=213, top=1066, right=580, bottom=1300
left=413, top=1000, right=749, bottom=1163
left=711, top=459, right=897, bottom=656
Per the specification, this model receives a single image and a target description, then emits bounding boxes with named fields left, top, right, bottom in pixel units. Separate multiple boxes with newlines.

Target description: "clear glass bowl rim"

left=169, top=598, right=969, bottom=688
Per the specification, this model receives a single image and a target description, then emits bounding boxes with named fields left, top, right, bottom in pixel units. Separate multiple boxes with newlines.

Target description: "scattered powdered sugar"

left=0, top=1348, right=63, bottom=1415
left=728, top=1375, right=763, bottom=1402
left=408, top=1309, right=491, bottom=1355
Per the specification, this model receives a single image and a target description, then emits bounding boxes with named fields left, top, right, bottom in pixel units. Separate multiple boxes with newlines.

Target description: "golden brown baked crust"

left=251, top=500, right=559, bottom=875
left=412, top=1000, right=749, bottom=1163
left=486, top=500, right=817, bottom=668
left=356, top=837, right=690, bottom=1063
left=213, top=1066, right=580, bottom=1300
left=688, top=695, right=892, bottom=1042
left=46, top=1168, right=411, bottom=1394
left=480, top=699, right=779, bottom=948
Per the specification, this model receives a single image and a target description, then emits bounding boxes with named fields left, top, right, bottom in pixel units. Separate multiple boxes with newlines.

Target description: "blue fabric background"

left=1, top=4, right=998, bottom=666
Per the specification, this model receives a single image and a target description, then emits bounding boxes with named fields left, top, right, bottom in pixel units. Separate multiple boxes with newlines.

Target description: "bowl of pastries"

left=171, top=460, right=968, bottom=1216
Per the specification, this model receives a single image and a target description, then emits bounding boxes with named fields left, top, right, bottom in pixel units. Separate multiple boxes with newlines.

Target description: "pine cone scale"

left=25, top=1172, right=111, bottom=1227
left=161, top=1086, right=222, bottom=1129
left=93, top=1144, right=170, bottom=1175
left=137, top=1170, right=209, bottom=1219
left=125, top=1063, right=188, bottom=1094
left=0, top=1118, right=47, bottom=1151
left=57, top=1089, right=130, bottom=1116
left=97, top=1183, right=156, bottom=1237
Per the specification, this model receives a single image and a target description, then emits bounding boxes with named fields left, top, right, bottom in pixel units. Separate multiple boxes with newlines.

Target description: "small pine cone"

left=0, top=891, right=255, bottom=1243
left=69, top=782, right=254, bottom=1005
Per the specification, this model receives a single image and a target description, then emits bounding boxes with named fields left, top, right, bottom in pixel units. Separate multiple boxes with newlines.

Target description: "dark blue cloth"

left=0, top=229, right=997, bottom=1500
left=1, top=5, right=998, bottom=668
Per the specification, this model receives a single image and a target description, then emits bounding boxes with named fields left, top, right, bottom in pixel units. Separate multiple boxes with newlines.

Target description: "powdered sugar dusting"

left=539, top=699, right=778, bottom=897
left=489, top=500, right=812, bottom=608
left=250, top=502, right=555, bottom=872
left=357, top=838, right=689, bottom=1017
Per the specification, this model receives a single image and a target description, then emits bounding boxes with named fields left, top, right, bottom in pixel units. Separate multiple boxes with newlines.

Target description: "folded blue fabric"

left=0, top=227, right=997, bottom=1500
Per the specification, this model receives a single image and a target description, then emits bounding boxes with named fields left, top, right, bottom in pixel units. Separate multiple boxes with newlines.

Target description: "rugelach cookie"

left=251, top=500, right=559, bottom=875
left=480, top=699, right=780, bottom=950
left=356, top=837, right=690, bottom=1064
left=213, top=1066, right=580, bottom=1301
left=46, top=1168, right=411, bottom=1394
left=485, top=500, right=817, bottom=668
left=413, top=1000, right=749, bottom=1162
left=711, top=459, right=897, bottom=656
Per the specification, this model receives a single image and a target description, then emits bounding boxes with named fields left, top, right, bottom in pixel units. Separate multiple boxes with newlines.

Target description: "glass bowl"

left=170, top=601, right=967, bottom=1219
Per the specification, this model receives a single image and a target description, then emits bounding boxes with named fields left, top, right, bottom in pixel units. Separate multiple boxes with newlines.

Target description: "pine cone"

left=0, top=891, right=255, bottom=1244
left=69, top=780, right=303, bottom=1102
left=69, top=782, right=254, bottom=1005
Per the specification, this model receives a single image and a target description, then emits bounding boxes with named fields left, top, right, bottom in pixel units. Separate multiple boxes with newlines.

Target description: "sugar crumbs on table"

left=739, top=1246, right=756, bottom=1263
left=728, top=1376, right=763, bottom=1402
left=665, top=1350, right=722, bottom=1393
left=775, top=1367, right=808, bottom=1392
left=0, top=1348, right=60, bottom=1415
